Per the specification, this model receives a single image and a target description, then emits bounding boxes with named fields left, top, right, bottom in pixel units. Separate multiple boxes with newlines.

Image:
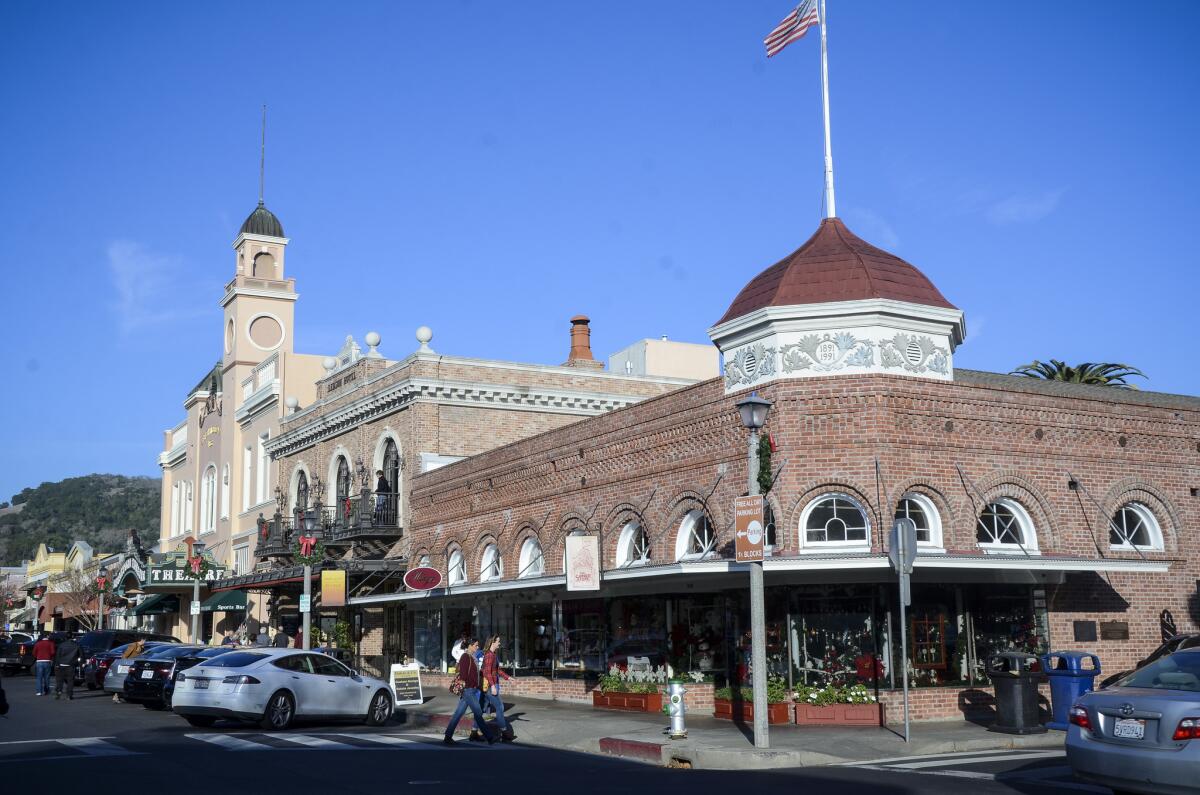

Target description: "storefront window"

left=965, top=584, right=1047, bottom=683
left=515, top=603, right=554, bottom=674
left=669, top=595, right=726, bottom=676
left=790, top=585, right=881, bottom=688
left=606, top=596, right=667, bottom=672
left=410, top=608, right=442, bottom=671
left=445, top=607, right=473, bottom=668
left=557, top=598, right=604, bottom=676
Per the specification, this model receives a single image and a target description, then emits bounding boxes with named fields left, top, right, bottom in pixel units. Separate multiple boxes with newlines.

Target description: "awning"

left=200, top=589, right=247, bottom=612
left=6, top=606, right=35, bottom=624
left=133, top=593, right=180, bottom=616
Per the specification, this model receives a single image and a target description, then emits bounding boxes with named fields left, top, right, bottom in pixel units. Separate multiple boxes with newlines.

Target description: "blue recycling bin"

left=1041, top=651, right=1101, bottom=730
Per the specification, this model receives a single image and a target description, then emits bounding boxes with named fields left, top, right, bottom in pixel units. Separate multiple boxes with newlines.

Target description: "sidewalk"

left=395, top=693, right=1064, bottom=770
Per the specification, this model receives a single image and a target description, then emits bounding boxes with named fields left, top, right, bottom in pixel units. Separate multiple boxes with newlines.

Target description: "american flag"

left=765, top=0, right=820, bottom=58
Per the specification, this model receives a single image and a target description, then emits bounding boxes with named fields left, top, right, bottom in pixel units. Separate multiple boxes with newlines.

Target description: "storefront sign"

left=321, top=569, right=346, bottom=607
left=148, top=553, right=228, bottom=586
left=403, top=567, right=443, bottom=591
left=734, top=495, right=764, bottom=563
left=565, top=534, right=600, bottom=591
left=389, top=662, right=423, bottom=706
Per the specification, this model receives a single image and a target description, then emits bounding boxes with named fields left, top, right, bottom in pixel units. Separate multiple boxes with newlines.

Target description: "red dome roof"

left=716, top=218, right=956, bottom=326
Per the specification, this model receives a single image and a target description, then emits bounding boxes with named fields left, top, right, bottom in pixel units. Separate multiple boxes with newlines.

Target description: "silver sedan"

left=1066, top=648, right=1200, bottom=794
left=172, top=648, right=394, bottom=730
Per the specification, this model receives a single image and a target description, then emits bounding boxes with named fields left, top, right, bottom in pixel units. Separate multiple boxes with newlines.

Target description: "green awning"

left=133, top=593, right=180, bottom=615
left=200, top=589, right=247, bottom=612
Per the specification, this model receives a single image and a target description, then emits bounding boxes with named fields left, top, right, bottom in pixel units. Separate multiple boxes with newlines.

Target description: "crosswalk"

left=1, top=732, right=518, bottom=761
left=844, top=749, right=1108, bottom=792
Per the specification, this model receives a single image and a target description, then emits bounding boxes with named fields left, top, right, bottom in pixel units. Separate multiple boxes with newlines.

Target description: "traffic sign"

left=189, top=599, right=200, bottom=616
left=299, top=594, right=311, bottom=614
left=734, top=495, right=765, bottom=563
left=888, top=518, right=918, bottom=575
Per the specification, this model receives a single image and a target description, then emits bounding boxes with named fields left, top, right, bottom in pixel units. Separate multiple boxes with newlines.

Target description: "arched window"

left=200, top=467, right=217, bottom=534
left=252, top=251, right=275, bottom=278
left=675, top=509, right=715, bottom=561
left=895, top=494, right=942, bottom=549
left=764, top=502, right=777, bottom=553
left=616, top=520, right=651, bottom=567
left=335, top=456, right=352, bottom=503
left=801, top=494, right=869, bottom=548
left=447, top=547, right=466, bottom=585
left=1110, top=503, right=1162, bottom=551
left=518, top=538, right=545, bottom=578
left=417, top=554, right=431, bottom=568
left=976, top=499, right=1038, bottom=551
left=379, top=437, right=400, bottom=524
left=480, top=543, right=501, bottom=581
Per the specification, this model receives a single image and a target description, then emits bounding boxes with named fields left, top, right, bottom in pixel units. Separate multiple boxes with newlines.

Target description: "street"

left=0, top=681, right=1116, bottom=793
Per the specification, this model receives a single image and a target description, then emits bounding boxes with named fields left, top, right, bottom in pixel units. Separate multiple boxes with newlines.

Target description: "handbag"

left=449, top=675, right=465, bottom=696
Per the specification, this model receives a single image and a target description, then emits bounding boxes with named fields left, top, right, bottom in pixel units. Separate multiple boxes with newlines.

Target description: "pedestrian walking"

left=293, top=630, right=303, bottom=648
left=113, top=639, right=146, bottom=702
left=481, top=635, right=515, bottom=742
left=442, top=637, right=496, bottom=746
left=255, top=626, right=269, bottom=646
left=32, top=633, right=55, bottom=696
left=273, top=627, right=290, bottom=648
left=53, top=635, right=81, bottom=700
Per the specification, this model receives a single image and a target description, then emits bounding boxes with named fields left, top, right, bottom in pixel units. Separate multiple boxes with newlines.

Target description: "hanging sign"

left=390, top=662, right=423, bottom=706
left=565, top=534, right=600, bottom=591
left=321, top=569, right=346, bottom=607
left=734, top=495, right=765, bottom=563
left=403, top=567, right=443, bottom=591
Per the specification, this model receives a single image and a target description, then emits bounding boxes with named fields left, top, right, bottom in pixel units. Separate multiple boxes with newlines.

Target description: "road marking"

left=262, top=733, right=355, bottom=749
left=842, top=747, right=1063, bottom=766
left=333, top=733, right=420, bottom=746
left=0, top=736, right=115, bottom=746
left=890, top=750, right=1065, bottom=769
left=187, top=733, right=269, bottom=751
left=56, top=738, right=134, bottom=756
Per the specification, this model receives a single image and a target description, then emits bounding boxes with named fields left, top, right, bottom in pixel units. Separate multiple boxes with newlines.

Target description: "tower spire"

left=259, top=104, right=266, bottom=206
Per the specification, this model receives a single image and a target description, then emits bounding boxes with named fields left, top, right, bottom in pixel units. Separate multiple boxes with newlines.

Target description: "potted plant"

left=592, top=665, right=666, bottom=712
left=712, top=676, right=791, bottom=724
left=793, top=683, right=885, bottom=726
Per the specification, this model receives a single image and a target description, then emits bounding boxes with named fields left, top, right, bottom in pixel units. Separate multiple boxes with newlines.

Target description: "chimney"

left=563, top=315, right=604, bottom=370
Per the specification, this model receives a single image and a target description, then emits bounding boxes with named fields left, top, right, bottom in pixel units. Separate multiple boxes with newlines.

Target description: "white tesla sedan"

left=172, top=648, right=394, bottom=730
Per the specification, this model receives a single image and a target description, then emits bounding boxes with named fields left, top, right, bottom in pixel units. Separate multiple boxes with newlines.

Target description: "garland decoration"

left=293, top=535, right=325, bottom=567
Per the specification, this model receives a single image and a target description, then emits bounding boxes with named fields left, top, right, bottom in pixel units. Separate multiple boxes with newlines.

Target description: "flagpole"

left=819, top=0, right=836, bottom=218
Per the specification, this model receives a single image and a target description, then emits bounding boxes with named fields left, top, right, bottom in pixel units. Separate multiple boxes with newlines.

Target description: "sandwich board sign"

left=390, top=662, right=424, bottom=707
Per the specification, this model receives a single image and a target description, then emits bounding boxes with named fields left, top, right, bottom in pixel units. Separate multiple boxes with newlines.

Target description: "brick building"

left=351, top=218, right=1199, bottom=720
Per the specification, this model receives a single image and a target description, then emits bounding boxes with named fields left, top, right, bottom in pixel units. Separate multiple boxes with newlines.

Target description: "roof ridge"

left=828, top=217, right=877, bottom=297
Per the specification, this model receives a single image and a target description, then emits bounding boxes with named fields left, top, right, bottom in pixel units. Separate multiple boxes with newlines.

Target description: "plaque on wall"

left=1099, top=621, right=1130, bottom=641
left=1073, top=620, right=1098, bottom=642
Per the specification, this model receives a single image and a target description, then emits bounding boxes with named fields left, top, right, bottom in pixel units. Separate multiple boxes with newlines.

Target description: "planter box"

left=592, top=691, right=663, bottom=713
left=713, top=698, right=791, bottom=725
left=794, top=702, right=886, bottom=726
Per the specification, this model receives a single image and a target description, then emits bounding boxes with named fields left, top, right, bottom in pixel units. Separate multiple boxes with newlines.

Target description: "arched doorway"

left=379, top=438, right=400, bottom=525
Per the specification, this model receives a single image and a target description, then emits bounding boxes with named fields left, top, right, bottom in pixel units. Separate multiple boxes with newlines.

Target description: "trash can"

left=1041, top=651, right=1100, bottom=731
left=987, top=651, right=1047, bottom=735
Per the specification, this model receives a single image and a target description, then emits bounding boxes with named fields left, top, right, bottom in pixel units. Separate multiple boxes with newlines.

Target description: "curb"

left=598, top=737, right=663, bottom=764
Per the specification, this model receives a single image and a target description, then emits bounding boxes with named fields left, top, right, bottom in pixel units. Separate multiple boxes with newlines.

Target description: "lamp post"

left=190, top=539, right=206, bottom=644
left=300, top=511, right=323, bottom=650
left=736, top=391, right=772, bottom=750
left=95, top=566, right=108, bottom=631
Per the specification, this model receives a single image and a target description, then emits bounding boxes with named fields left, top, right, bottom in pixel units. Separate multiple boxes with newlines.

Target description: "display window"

left=669, top=595, right=727, bottom=676
left=410, top=608, right=443, bottom=671
left=515, top=603, right=554, bottom=674
left=606, top=596, right=668, bottom=672
left=556, top=598, right=604, bottom=675
left=789, top=585, right=882, bottom=688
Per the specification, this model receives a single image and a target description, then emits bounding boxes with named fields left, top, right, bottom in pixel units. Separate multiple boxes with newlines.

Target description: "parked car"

left=1099, top=633, right=1200, bottom=689
left=172, top=648, right=393, bottom=730
left=1066, top=647, right=1200, bottom=794
left=72, top=630, right=179, bottom=685
left=15, top=631, right=79, bottom=675
left=0, top=631, right=35, bottom=675
left=123, top=645, right=206, bottom=709
left=85, top=641, right=173, bottom=690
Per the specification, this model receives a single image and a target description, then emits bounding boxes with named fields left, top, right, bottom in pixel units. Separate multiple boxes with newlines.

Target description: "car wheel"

left=185, top=715, right=216, bottom=728
left=365, top=690, right=393, bottom=726
left=261, top=690, right=295, bottom=731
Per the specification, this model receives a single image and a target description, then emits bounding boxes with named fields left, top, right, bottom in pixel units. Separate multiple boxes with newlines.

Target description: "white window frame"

left=518, top=537, right=545, bottom=578
left=480, top=543, right=502, bottom=581
left=256, top=431, right=270, bottom=506
left=976, top=498, right=1039, bottom=554
left=242, top=447, right=252, bottom=513
left=616, top=520, right=651, bottom=567
left=233, top=544, right=249, bottom=576
left=896, top=493, right=943, bottom=551
left=219, top=464, right=230, bottom=520
left=674, top=509, right=716, bottom=561
left=170, top=482, right=181, bottom=537
left=1109, top=502, right=1163, bottom=552
left=200, top=465, right=217, bottom=535
left=447, top=547, right=466, bottom=585
left=798, top=493, right=871, bottom=552
left=417, top=554, right=431, bottom=568
left=183, top=481, right=194, bottom=536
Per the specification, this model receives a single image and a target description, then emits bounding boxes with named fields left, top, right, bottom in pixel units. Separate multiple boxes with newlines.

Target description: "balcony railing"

left=253, top=489, right=402, bottom=558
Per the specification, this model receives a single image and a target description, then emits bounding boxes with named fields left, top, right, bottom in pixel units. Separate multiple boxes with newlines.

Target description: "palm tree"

left=1010, top=360, right=1146, bottom=389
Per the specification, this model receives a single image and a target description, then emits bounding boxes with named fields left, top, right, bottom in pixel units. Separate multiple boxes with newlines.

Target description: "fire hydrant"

left=667, top=680, right=687, bottom=739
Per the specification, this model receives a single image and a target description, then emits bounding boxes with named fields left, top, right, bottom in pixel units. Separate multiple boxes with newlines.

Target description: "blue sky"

left=1, top=1, right=1198, bottom=503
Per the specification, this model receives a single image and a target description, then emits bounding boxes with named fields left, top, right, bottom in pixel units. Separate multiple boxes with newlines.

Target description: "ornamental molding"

left=266, top=377, right=643, bottom=458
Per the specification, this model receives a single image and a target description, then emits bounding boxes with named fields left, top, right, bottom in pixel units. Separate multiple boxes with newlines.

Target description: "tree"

left=757, top=434, right=773, bottom=494
left=53, top=566, right=107, bottom=632
left=1010, top=360, right=1146, bottom=389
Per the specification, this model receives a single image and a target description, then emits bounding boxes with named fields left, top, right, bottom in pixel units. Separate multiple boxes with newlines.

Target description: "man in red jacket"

left=32, top=634, right=55, bottom=696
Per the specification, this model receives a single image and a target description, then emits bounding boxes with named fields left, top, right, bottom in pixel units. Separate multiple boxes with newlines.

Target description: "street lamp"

left=735, top=390, right=772, bottom=750
left=190, top=539, right=207, bottom=644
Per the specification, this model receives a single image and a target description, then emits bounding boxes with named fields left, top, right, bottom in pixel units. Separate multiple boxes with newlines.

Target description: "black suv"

left=75, top=630, right=180, bottom=684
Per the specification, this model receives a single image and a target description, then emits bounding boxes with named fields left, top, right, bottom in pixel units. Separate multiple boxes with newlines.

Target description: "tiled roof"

left=717, top=217, right=955, bottom=325
left=239, top=201, right=285, bottom=238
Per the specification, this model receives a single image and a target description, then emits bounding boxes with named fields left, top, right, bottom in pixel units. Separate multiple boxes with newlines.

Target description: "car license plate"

left=140, top=669, right=155, bottom=679
left=194, top=679, right=209, bottom=689
left=1114, top=718, right=1145, bottom=739
left=118, top=664, right=129, bottom=673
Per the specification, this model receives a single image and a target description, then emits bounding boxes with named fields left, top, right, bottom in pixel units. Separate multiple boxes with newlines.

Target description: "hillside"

left=0, top=475, right=160, bottom=565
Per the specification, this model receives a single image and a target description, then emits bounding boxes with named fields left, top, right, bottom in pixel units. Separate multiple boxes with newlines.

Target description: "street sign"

left=734, top=495, right=765, bottom=563
left=888, top=518, right=918, bottom=574
left=299, top=593, right=311, bottom=614
left=189, top=599, right=200, bottom=616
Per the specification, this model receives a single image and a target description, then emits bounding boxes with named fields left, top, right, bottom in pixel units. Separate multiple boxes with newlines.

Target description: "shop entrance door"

left=383, top=605, right=404, bottom=668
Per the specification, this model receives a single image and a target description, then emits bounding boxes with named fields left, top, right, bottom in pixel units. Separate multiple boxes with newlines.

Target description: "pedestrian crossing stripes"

left=843, top=749, right=1108, bottom=793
